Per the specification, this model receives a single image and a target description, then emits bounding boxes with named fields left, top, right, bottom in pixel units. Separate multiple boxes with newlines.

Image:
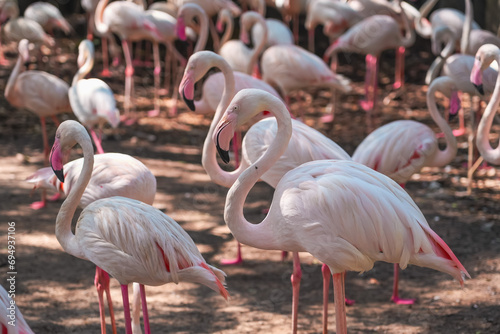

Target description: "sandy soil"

left=0, top=30, right=499, bottom=334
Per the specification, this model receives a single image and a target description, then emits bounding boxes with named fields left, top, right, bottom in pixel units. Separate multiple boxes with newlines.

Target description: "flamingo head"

left=50, top=120, right=86, bottom=183
left=470, top=44, right=499, bottom=95
left=449, top=90, right=461, bottom=121
left=175, top=16, right=187, bottom=41
left=77, top=39, right=94, bottom=68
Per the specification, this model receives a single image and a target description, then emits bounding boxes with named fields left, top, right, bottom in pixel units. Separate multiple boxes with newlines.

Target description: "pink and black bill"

left=470, top=59, right=484, bottom=95
left=49, top=138, right=65, bottom=183
left=215, top=123, right=231, bottom=164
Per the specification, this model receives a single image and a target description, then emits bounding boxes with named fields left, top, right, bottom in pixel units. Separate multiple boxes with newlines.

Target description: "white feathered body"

left=0, top=286, right=34, bottom=334
left=259, top=160, right=466, bottom=282
left=219, top=40, right=253, bottom=74
left=352, top=120, right=437, bottom=184
left=244, top=118, right=351, bottom=188
left=27, top=153, right=156, bottom=208
left=252, top=18, right=293, bottom=49
left=73, top=197, right=227, bottom=295
left=24, top=2, right=72, bottom=34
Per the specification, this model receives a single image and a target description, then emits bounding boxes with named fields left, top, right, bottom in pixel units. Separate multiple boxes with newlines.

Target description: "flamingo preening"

left=213, top=88, right=469, bottom=334
left=49, top=120, right=228, bottom=334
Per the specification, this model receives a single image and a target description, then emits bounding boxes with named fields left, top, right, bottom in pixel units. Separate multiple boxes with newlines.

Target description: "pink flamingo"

left=471, top=44, right=500, bottom=165
left=213, top=88, right=469, bottom=334
left=323, top=0, right=414, bottom=123
left=70, top=39, right=120, bottom=155
left=49, top=120, right=228, bottom=334
left=4, top=39, right=71, bottom=209
left=219, top=11, right=268, bottom=75
left=24, top=2, right=72, bottom=36
left=0, top=285, right=34, bottom=334
left=261, top=43, right=351, bottom=121
left=94, top=0, right=162, bottom=121
left=249, top=0, right=293, bottom=50
left=179, top=53, right=351, bottom=333
left=351, top=75, right=459, bottom=306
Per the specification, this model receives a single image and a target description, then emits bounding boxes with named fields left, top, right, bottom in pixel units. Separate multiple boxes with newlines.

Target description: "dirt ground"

left=1, top=21, right=500, bottom=334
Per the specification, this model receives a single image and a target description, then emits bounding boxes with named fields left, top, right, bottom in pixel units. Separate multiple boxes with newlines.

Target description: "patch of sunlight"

left=17, top=233, right=61, bottom=251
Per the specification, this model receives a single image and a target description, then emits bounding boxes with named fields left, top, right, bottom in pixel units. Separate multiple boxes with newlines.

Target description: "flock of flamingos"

left=1, top=0, right=500, bottom=333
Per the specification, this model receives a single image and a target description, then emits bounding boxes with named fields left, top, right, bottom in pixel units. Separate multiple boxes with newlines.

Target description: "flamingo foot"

left=100, top=69, right=111, bottom=78
left=168, top=105, right=177, bottom=118
left=359, top=99, right=374, bottom=112
left=392, top=81, right=402, bottom=90
left=147, top=109, right=160, bottom=117
left=111, top=57, right=120, bottom=67
left=47, top=193, right=61, bottom=202
left=436, top=128, right=466, bottom=138
left=320, top=114, right=334, bottom=123
left=0, top=58, right=10, bottom=66
left=345, top=298, right=355, bottom=306
left=391, top=296, right=416, bottom=305
left=220, top=256, right=243, bottom=266
left=120, top=114, right=137, bottom=126
left=30, top=200, right=46, bottom=210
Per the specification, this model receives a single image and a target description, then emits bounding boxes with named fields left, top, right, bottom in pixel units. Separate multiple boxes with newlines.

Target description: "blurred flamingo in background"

left=213, top=88, right=469, bottom=334
left=249, top=0, right=293, bottom=50
left=49, top=120, right=228, bottom=334
left=24, top=2, right=72, bottom=36
left=4, top=39, right=71, bottom=209
left=70, top=39, right=120, bottom=155
left=351, top=75, right=459, bottom=305
left=94, top=0, right=162, bottom=122
left=323, top=0, right=414, bottom=127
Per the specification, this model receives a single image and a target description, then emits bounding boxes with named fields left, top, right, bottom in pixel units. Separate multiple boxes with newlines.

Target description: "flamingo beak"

left=448, top=91, right=461, bottom=121
left=179, top=71, right=196, bottom=111
left=50, top=138, right=65, bottom=183
left=213, top=113, right=237, bottom=164
left=470, top=59, right=484, bottom=95
left=176, top=17, right=187, bottom=41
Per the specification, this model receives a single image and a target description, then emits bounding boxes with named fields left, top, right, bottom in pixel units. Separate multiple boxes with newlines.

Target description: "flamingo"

left=179, top=52, right=351, bottom=332
left=218, top=11, right=267, bottom=76
left=249, top=0, right=293, bottom=50
left=94, top=0, right=162, bottom=120
left=4, top=39, right=71, bottom=209
left=24, top=2, right=72, bottom=36
left=261, top=43, right=351, bottom=121
left=175, top=3, right=209, bottom=54
left=49, top=120, right=228, bottom=334
left=0, top=285, right=34, bottom=334
left=471, top=44, right=500, bottom=165
left=70, top=39, right=120, bottom=155
left=351, top=75, right=459, bottom=305
left=213, top=88, right=469, bottom=334
left=323, top=0, right=414, bottom=122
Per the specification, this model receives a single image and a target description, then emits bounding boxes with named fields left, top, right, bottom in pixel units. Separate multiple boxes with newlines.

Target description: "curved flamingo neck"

left=55, top=128, right=95, bottom=259
left=201, top=57, right=242, bottom=188
left=461, top=0, right=472, bottom=54
left=73, top=46, right=94, bottom=86
left=4, top=48, right=24, bottom=103
left=244, top=13, right=267, bottom=75
left=476, top=51, right=500, bottom=163
left=396, top=0, right=415, bottom=48
left=224, top=93, right=292, bottom=250
left=194, top=9, right=209, bottom=53
left=94, top=0, right=110, bottom=36
left=426, top=77, right=457, bottom=167
left=415, top=0, right=438, bottom=38
left=219, top=12, right=233, bottom=46
left=254, top=0, right=266, bottom=17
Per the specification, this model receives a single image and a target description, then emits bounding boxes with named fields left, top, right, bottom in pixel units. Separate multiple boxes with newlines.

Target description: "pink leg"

left=291, top=252, right=302, bottom=334
left=101, top=37, right=111, bottom=78
left=121, top=40, right=136, bottom=125
left=139, top=284, right=150, bottom=334
left=390, top=263, right=416, bottom=305
left=220, top=241, right=243, bottom=265
left=90, top=129, right=105, bottom=154
left=148, top=42, right=161, bottom=117
left=333, top=273, right=348, bottom=334
left=47, top=192, right=61, bottom=202
left=31, top=117, right=49, bottom=209
left=160, top=47, right=171, bottom=96
left=0, top=26, right=9, bottom=66
left=50, top=115, right=61, bottom=127
left=360, top=55, right=373, bottom=112
left=308, top=28, right=315, bottom=53
left=95, top=267, right=118, bottom=334
left=281, top=251, right=288, bottom=261
left=322, top=264, right=330, bottom=334
left=86, top=13, right=94, bottom=41
left=121, top=284, right=133, bottom=334
left=393, top=46, right=405, bottom=90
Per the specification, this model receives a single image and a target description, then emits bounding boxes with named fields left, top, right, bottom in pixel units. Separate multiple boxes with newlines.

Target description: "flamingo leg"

left=101, top=37, right=111, bottom=78
left=281, top=251, right=288, bottom=261
left=95, top=267, right=118, bottom=334
left=51, top=115, right=61, bottom=127
left=293, top=14, right=299, bottom=44
left=221, top=241, right=243, bottom=265
left=321, top=264, right=330, bottom=334
left=86, top=12, right=94, bottom=41
left=390, top=263, right=416, bottom=304
left=121, top=40, right=135, bottom=124
left=30, top=117, right=49, bottom=210
left=308, top=27, right=315, bottom=53
left=360, top=54, right=373, bottom=111
left=393, top=46, right=405, bottom=90
left=0, top=25, right=9, bottom=66
left=90, top=129, right=105, bottom=154
left=131, top=283, right=142, bottom=334
left=161, top=45, right=172, bottom=96
left=121, top=284, right=133, bottom=334
left=291, top=252, right=302, bottom=334
left=147, top=42, right=161, bottom=117
left=139, top=284, right=151, bottom=334
left=333, top=272, right=347, bottom=334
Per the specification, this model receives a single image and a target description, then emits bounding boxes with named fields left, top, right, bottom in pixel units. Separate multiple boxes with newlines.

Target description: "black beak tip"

left=473, top=83, right=484, bottom=95
left=216, top=144, right=230, bottom=164
left=449, top=111, right=457, bottom=121
left=182, top=91, right=195, bottom=111
left=53, top=169, right=65, bottom=183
